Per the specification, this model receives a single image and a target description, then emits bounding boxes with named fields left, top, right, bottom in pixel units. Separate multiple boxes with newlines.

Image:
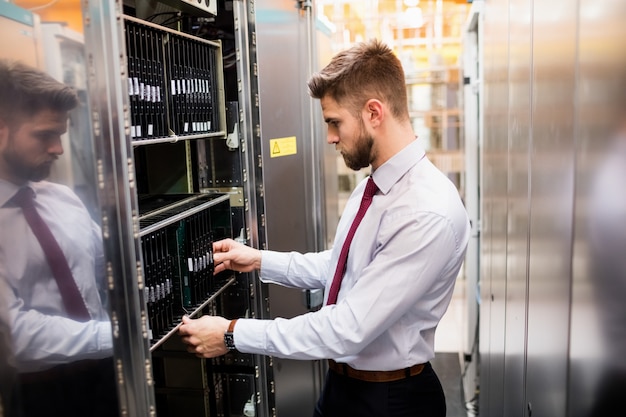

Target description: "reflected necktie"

left=326, top=177, right=378, bottom=305
left=13, top=187, right=90, bottom=321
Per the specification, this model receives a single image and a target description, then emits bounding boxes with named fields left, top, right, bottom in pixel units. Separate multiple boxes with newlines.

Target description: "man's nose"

left=49, top=136, right=64, bottom=155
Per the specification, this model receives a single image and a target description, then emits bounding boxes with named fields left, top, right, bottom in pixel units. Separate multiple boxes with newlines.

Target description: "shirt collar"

left=370, top=139, right=426, bottom=195
left=0, top=179, right=36, bottom=207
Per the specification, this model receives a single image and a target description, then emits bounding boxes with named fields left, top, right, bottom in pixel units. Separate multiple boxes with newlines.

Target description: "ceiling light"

left=401, top=7, right=424, bottom=28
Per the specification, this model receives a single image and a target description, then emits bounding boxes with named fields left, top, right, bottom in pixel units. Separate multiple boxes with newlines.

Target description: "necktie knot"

left=12, top=187, right=35, bottom=209
left=364, top=177, right=378, bottom=200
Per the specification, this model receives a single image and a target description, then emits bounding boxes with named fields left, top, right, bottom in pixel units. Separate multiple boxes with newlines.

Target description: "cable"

left=146, top=12, right=180, bottom=23
left=160, top=14, right=185, bottom=27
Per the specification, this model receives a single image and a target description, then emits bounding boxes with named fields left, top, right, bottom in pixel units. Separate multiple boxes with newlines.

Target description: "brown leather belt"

left=328, top=359, right=425, bottom=382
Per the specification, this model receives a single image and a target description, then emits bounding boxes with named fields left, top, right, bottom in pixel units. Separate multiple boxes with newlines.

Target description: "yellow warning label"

left=270, top=136, right=297, bottom=158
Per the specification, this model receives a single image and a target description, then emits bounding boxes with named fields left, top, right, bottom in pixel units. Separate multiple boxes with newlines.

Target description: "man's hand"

left=178, top=315, right=231, bottom=358
left=213, top=238, right=262, bottom=274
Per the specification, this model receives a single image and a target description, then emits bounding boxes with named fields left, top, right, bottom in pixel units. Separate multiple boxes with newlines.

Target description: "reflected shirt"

left=235, top=139, right=470, bottom=371
left=0, top=180, right=112, bottom=372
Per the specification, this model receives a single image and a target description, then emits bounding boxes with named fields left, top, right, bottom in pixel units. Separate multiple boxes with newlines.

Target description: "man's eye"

left=36, top=133, right=58, bottom=141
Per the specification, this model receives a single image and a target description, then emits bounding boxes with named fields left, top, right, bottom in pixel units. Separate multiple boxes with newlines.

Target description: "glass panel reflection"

left=0, top=1, right=117, bottom=416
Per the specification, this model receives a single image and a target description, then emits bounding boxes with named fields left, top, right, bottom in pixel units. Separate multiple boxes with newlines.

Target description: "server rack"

left=82, top=1, right=275, bottom=415
left=83, top=0, right=336, bottom=416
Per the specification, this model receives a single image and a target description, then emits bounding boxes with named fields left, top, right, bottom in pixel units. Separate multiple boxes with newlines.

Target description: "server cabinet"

left=478, top=1, right=626, bottom=417
left=82, top=0, right=274, bottom=415
left=1, top=0, right=332, bottom=417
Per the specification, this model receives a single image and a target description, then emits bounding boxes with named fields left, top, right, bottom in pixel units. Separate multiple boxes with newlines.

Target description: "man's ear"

left=364, top=99, right=384, bottom=128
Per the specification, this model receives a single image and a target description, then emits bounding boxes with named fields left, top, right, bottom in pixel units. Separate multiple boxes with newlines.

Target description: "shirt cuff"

left=232, top=318, right=270, bottom=354
left=98, top=320, right=114, bottom=352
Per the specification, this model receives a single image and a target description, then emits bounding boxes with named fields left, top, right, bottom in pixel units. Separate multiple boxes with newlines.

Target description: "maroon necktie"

left=326, top=177, right=378, bottom=305
left=13, top=187, right=90, bottom=321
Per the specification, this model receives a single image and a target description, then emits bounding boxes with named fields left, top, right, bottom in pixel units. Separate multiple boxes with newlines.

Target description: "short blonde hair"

left=307, top=39, right=409, bottom=121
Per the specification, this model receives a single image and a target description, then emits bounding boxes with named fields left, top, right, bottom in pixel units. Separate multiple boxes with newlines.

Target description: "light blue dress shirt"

left=0, top=179, right=112, bottom=372
left=235, top=139, right=470, bottom=371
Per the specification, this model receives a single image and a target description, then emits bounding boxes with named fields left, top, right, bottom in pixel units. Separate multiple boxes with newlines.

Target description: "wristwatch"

left=224, top=319, right=238, bottom=351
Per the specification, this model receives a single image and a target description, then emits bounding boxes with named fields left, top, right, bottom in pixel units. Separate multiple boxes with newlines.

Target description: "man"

left=179, top=39, right=470, bottom=417
left=0, top=60, right=118, bottom=417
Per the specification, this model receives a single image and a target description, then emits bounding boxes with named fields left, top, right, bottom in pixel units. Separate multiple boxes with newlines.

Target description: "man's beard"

left=2, top=150, right=53, bottom=182
left=342, top=123, right=374, bottom=171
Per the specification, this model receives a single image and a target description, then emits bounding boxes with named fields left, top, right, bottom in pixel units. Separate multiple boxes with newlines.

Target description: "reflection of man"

left=0, top=60, right=118, bottom=417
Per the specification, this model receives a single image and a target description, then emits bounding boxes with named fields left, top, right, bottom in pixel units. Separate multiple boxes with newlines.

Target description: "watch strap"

left=224, top=319, right=238, bottom=351
left=228, top=319, right=238, bottom=333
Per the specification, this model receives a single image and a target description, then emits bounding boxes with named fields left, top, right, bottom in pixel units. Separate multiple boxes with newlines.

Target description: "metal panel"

left=569, top=1, right=626, bottom=416
left=461, top=1, right=483, bottom=405
left=479, top=0, right=510, bottom=414
left=255, top=1, right=334, bottom=416
left=478, top=1, right=626, bottom=416
left=525, top=1, right=577, bottom=416
left=82, top=1, right=157, bottom=415
left=231, top=2, right=275, bottom=416
left=503, top=0, right=532, bottom=415
left=256, top=1, right=320, bottom=253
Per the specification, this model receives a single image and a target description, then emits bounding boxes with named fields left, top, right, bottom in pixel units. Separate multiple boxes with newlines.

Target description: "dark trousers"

left=313, top=362, right=446, bottom=417
left=17, top=358, right=120, bottom=417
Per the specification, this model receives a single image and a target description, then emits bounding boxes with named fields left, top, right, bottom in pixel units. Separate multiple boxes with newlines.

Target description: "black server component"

left=197, top=101, right=246, bottom=241
left=133, top=142, right=190, bottom=195
left=124, top=17, right=223, bottom=140
left=154, top=30, right=167, bottom=137
left=138, top=193, right=231, bottom=343
left=175, top=212, right=215, bottom=308
left=125, top=23, right=139, bottom=139
left=225, top=374, right=256, bottom=417
left=216, top=101, right=244, bottom=185
left=124, top=20, right=166, bottom=140
left=137, top=190, right=257, bottom=417
left=175, top=218, right=193, bottom=308
left=137, top=26, right=147, bottom=139
left=152, top=344, right=211, bottom=417
left=151, top=276, right=256, bottom=417
left=141, top=26, right=154, bottom=138
left=196, top=102, right=242, bottom=190
left=217, top=281, right=255, bottom=370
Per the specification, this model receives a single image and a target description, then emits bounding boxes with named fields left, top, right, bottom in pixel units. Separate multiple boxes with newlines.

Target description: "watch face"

left=224, top=333, right=236, bottom=350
